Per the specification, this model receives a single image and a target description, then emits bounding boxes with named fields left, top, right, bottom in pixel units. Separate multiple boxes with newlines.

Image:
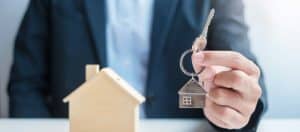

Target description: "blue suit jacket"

left=9, top=0, right=267, bottom=131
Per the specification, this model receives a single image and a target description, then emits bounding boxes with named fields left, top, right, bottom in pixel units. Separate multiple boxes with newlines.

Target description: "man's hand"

left=192, top=51, right=262, bottom=129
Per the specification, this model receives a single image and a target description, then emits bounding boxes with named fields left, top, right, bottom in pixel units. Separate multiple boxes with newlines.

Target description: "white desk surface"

left=0, top=119, right=299, bottom=132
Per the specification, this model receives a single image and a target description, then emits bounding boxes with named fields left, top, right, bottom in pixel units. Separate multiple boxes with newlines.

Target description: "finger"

left=214, top=70, right=262, bottom=99
left=207, top=87, right=255, bottom=116
left=192, top=52, right=205, bottom=72
left=204, top=98, right=249, bottom=129
left=197, top=51, right=260, bottom=77
left=200, top=66, right=229, bottom=92
left=192, top=58, right=231, bottom=92
left=198, top=66, right=215, bottom=81
left=192, top=52, right=231, bottom=74
left=197, top=66, right=217, bottom=92
left=198, top=66, right=230, bottom=81
left=204, top=106, right=229, bottom=129
left=192, top=54, right=216, bottom=92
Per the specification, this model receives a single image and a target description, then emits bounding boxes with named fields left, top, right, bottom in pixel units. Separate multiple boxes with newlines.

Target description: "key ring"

left=179, top=49, right=205, bottom=78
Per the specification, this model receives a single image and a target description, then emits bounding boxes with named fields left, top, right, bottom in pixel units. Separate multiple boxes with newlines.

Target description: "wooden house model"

left=178, top=79, right=206, bottom=108
left=63, top=65, right=145, bottom=132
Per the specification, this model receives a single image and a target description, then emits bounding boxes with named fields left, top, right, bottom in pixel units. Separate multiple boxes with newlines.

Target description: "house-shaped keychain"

left=178, top=78, right=206, bottom=108
left=63, top=65, right=145, bottom=132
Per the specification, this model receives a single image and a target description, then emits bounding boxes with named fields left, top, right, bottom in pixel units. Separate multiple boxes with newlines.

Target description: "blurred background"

left=0, top=0, right=299, bottom=118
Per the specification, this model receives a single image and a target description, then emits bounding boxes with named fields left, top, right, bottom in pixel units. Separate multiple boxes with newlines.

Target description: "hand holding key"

left=191, top=15, right=263, bottom=131
left=179, top=8, right=262, bottom=129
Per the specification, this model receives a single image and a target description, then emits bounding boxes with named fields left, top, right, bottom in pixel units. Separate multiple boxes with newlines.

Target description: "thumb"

left=192, top=51, right=204, bottom=73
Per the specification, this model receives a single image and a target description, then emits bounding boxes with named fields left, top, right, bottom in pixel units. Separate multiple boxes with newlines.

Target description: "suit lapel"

left=146, top=0, right=180, bottom=96
left=148, top=1, right=179, bottom=69
left=149, top=0, right=179, bottom=63
left=83, top=0, right=107, bottom=67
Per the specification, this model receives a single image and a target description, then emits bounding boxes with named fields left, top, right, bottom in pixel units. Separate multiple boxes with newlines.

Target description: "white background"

left=0, top=0, right=299, bottom=118
left=244, top=0, right=300, bottom=118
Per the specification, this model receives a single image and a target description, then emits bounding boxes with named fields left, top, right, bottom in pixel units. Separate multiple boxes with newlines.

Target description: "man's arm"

left=205, top=0, right=267, bottom=131
left=8, top=0, right=51, bottom=117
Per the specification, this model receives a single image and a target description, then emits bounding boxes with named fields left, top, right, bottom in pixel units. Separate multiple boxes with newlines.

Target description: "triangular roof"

left=178, top=79, right=206, bottom=95
left=63, top=68, right=145, bottom=104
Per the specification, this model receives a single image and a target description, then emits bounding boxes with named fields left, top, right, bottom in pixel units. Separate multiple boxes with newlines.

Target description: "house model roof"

left=63, top=67, right=145, bottom=104
left=178, top=79, right=206, bottom=95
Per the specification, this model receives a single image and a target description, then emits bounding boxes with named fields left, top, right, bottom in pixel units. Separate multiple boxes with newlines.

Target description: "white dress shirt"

left=106, top=0, right=154, bottom=117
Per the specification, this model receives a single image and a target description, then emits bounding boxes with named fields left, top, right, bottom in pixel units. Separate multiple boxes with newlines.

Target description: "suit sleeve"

left=207, top=0, right=268, bottom=131
left=8, top=0, right=51, bottom=117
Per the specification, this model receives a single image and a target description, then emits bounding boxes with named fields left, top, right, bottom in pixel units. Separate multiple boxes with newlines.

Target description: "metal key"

left=192, top=9, right=215, bottom=52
